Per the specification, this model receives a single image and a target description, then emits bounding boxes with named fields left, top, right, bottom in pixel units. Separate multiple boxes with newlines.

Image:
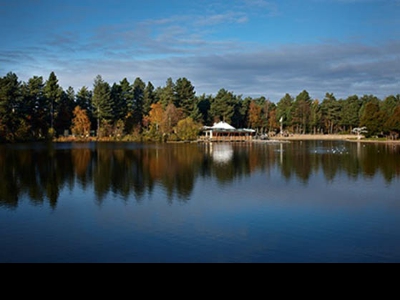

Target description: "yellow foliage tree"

left=174, top=117, right=202, bottom=141
left=71, top=106, right=91, bottom=137
left=148, top=102, right=164, bottom=133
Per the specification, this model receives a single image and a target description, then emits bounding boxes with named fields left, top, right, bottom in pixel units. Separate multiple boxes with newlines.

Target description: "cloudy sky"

left=0, top=0, right=399, bottom=102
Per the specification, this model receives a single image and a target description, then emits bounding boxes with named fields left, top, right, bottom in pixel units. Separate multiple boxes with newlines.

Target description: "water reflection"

left=0, top=141, right=399, bottom=208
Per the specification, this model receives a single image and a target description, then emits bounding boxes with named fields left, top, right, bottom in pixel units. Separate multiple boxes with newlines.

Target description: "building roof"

left=203, top=121, right=256, bottom=133
left=204, top=121, right=236, bottom=130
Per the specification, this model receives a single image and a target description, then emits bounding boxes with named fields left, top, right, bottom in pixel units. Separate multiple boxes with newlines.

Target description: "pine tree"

left=21, top=75, right=45, bottom=139
left=55, top=86, right=75, bottom=136
left=159, top=78, right=175, bottom=108
left=44, top=71, right=62, bottom=134
left=276, top=93, right=294, bottom=132
left=292, top=90, right=312, bottom=134
left=143, top=81, right=156, bottom=116
left=209, top=88, right=235, bottom=124
left=175, top=77, right=196, bottom=117
left=0, top=72, right=24, bottom=141
left=131, top=77, right=145, bottom=127
left=92, top=75, right=112, bottom=137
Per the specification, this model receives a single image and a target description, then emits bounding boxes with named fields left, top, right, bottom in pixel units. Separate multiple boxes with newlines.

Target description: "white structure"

left=201, top=121, right=255, bottom=142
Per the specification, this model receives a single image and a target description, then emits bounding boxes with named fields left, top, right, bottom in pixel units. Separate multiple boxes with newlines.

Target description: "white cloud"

left=20, top=40, right=396, bottom=103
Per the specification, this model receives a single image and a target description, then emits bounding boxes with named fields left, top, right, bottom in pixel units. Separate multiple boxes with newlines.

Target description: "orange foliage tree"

left=71, top=106, right=91, bottom=137
left=248, top=100, right=263, bottom=130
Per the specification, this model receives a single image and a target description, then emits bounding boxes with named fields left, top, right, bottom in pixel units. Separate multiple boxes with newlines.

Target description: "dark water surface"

left=1, top=140, right=399, bottom=263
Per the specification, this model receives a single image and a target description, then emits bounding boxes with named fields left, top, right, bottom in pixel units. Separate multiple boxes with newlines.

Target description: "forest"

left=1, top=71, right=400, bottom=143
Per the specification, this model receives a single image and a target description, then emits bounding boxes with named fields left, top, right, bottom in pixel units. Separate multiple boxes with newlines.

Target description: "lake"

left=1, top=140, right=399, bottom=263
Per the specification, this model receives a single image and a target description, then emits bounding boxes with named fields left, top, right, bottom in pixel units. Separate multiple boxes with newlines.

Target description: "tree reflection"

left=0, top=141, right=399, bottom=208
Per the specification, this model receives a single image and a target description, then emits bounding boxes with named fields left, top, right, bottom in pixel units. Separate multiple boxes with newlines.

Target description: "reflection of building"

left=200, top=121, right=255, bottom=142
left=210, top=143, right=234, bottom=164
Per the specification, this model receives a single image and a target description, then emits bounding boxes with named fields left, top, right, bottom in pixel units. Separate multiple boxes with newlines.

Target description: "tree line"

left=1, top=71, right=400, bottom=143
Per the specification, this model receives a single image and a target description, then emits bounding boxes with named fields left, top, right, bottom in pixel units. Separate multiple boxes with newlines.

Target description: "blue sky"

left=1, top=0, right=399, bottom=102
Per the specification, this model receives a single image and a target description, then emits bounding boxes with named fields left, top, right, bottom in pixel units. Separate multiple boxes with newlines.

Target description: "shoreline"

left=50, top=134, right=400, bottom=144
left=271, top=134, right=400, bottom=144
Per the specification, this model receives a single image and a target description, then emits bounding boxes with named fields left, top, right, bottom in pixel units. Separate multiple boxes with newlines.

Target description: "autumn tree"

left=268, top=109, right=279, bottom=133
left=147, top=102, right=164, bottom=139
left=174, top=117, right=201, bottom=141
left=261, top=99, right=275, bottom=132
left=161, top=103, right=184, bottom=135
left=248, top=100, right=263, bottom=130
left=71, top=106, right=91, bottom=137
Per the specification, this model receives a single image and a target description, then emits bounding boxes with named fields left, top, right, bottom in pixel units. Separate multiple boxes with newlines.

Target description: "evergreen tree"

left=175, top=77, right=196, bottom=117
left=359, top=94, right=380, bottom=122
left=241, top=97, right=252, bottom=129
left=76, top=86, right=92, bottom=112
left=21, top=75, right=46, bottom=139
left=381, top=94, right=400, bottom=119
left=276, top=93, right=294, bottom=132
left=131, top=77, right=145, bottom=127
left=360, top=101, right=383, bottom=136
left=340, top=95, right=361, bottom=132
left=159, top=77, right=175, bottom=108
left=320, top=92, right=341, bottom=134
left=209, top=88, right=235, bottom=124
left=143, top=81, right=156, bottom=116
left=110, top=83, right=123, bottom=121
left=44, top=71, right=62, bottom=134
left=230, top=94, right=244, bottom=129
left=310, top=99, right=321, bottom=134
left=115, top=78, right=132, bottom=132
left=384, top=104, right=400, bottom=134
left=0, top=72, right=26, bottom=141
left=292, top=90, right=312, bottom=134
left=189, top=97, right=203, bottom=124
left=91, top=75, right=112, bottom=136
left=197, top=93, right=212, bottom=125
left=55, top=86, right=75, bottom=136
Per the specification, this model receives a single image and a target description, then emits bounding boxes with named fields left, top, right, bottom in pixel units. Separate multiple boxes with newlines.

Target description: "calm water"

left=0, top=140, right=399, bottom=263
